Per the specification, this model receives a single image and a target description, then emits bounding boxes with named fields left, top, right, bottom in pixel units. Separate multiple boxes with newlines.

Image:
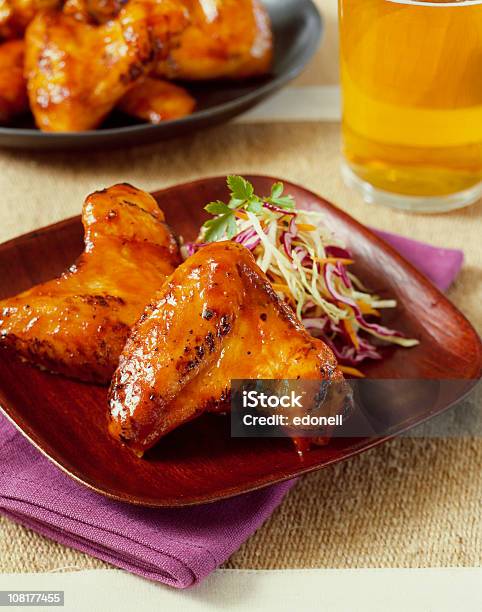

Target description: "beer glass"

left=339, top=0, right=482, bottom=212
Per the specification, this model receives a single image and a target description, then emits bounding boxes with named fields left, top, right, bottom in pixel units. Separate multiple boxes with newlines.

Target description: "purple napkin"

left=0, top=231, right=463, bottom=588
left=375, top=230, right=464, bottom=292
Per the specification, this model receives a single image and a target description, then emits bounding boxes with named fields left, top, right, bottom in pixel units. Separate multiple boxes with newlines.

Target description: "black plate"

left=0, top=0, right=322, bottom=150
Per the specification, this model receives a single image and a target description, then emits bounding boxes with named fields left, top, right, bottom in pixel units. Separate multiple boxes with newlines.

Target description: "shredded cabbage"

left=183, top=177, right=419, bottom=377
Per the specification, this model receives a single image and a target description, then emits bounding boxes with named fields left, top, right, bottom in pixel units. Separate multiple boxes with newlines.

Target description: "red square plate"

left=0, top=176, right=480, bottom=506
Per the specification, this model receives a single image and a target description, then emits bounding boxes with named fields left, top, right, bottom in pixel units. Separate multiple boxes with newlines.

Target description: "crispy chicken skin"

left=24, top=1, right=189, bottom=131
left=155, top=0, right=273, bottom=80
left=0, top=0, right=59, bottom=40
left=62, top=0, right=127, bottom=24
left=0, top=184, right=181, bottom=383
left=0, top=0, right=132, bottom=33
left=0, top=39, right=28, bottom=123
left=109, top=241, right=344, bottom=456
left=118, top=77, right=195, bottom=123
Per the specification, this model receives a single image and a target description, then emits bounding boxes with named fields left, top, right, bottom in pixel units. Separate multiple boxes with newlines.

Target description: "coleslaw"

left=183, top=176, right=418, bottom=377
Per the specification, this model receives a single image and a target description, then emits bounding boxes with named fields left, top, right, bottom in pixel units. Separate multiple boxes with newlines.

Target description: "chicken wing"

left=118, top=77, right=195, bottom=123
left=0, top=0, right=59, bottom=40
left=154, top=0, right=273, bottom=80
left=0, top=39, right=28, bottom=123
left=0, top=184, right=181, bottom=383
left=109, top=241, right=344, bottom=456
left=25, top=0, right=189, bottom=131
left=62, top=0, right=126, bottom=24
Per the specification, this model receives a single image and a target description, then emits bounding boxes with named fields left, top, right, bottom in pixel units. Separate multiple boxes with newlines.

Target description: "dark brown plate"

left=0, top=176, right=480, bottom=506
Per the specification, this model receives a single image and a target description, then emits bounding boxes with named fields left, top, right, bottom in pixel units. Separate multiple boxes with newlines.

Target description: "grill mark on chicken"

left=0, top=184, right=181, bottom=383
left=108, top=241, right=345, bottom=456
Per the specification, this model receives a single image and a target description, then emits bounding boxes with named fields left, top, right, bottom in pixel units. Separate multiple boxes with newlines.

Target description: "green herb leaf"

left=202, top=211, right=236, bottom=242
left=246, top=198, right=263, bottom=214
left=227, top=175, right=254, bottom=201
left=270, top=182, right=284, bottom=199
left=226, top=213, right=238, bottom=239
left=205, top=201, right=232, bottom=215
left=271, top=195, right=295, bottom=209
left=201, top=176, right=296, bottom=244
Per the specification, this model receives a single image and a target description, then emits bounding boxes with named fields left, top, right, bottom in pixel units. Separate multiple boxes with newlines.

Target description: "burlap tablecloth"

left=0, top=1, right=481, bottom=573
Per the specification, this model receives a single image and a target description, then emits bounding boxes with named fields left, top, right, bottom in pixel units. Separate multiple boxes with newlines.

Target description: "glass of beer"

left=339, top=0, right=482, bottom=212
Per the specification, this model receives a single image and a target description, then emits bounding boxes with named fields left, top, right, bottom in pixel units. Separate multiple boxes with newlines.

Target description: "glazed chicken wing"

left=155, top=0, right=273, bottom=80
left=0, top=184, right=181, bottom=383
left=0, top=0, right=59, bottom=40
left=0, top=39, right=28, bottom=123
left=109, top=241, right=344, bottom=456
left=25, top=0, right=189, bottom=131
left=118, top=77, right=195, bottom=123
left=23, top=0, right=272, bottom=130
left=62, top=0, right=126, bottom=24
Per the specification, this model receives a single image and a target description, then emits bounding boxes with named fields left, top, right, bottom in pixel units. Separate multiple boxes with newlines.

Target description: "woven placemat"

left=0, top=121, right=481, bottom=571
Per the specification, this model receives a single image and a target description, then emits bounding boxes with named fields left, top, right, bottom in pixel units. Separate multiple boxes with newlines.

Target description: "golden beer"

left=339, top=0, right=482, bottom=211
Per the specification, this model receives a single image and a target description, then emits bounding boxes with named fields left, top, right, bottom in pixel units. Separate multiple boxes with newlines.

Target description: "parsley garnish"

left=202, top=176, right=295, bottom=242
